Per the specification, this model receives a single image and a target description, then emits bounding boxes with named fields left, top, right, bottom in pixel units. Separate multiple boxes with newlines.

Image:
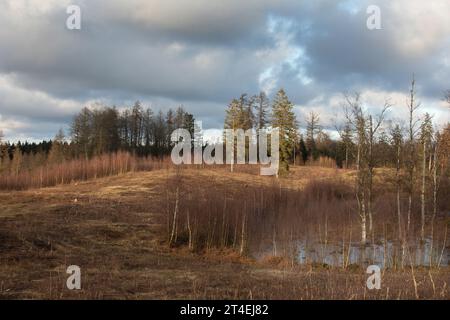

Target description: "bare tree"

left=419, top=113, right=433, bottom=241
left=429, top=130, right=442, bottom=254
left=445, top=90, right=450, bottom=106
left=405, top=76, right=421, bottom=234
left=344, top=93, right=390, bottom=242
left=344, top=93, right=368, bottom=244
left=391, top=124, right=404, bottom=240
left=366, top=101, right=391, bottom=234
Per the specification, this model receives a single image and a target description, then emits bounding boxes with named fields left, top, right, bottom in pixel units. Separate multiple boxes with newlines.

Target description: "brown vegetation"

left=0, top=167, right=448, bottom=299
left=0, top=152, right=171, bottom=190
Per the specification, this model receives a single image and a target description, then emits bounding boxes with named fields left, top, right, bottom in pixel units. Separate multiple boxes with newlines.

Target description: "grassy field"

left=0, top=166, right=448, bottom=299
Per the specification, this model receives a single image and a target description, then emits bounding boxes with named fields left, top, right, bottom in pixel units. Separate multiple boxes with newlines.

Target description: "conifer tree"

left=271, top=89, right=297, bottom=173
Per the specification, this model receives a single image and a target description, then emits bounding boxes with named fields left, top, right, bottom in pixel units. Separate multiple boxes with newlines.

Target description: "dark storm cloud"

left=0, top=0, right=448, bottom=140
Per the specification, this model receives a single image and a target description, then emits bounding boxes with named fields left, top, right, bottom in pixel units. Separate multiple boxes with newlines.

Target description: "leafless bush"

left=0, top=151, right=172, bottom=190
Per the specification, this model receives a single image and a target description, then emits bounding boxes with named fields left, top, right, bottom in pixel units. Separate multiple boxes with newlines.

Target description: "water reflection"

left=259, top=238, right=448, bottom=268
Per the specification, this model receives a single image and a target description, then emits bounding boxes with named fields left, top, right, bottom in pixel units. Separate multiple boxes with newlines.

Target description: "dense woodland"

left=0, top=103, right=195, bottom=172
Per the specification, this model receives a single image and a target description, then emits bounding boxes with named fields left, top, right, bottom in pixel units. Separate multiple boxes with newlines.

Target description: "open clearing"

left=0, top=167, right=448, bottom=299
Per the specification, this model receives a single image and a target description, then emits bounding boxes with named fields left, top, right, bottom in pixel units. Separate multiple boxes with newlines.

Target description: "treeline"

left=0, top=103, right=195, bottom=175
left=1, top=82, right=449, bottom=184
left=71, top=102, right=195, bottom=158
left=223, top=88, right=449, bottom=173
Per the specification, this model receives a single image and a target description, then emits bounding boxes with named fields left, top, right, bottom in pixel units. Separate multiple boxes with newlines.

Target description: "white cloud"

left=0, top=0, right=449, bottom=140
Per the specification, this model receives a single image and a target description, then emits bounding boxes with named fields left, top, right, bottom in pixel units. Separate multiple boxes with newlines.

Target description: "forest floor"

left=0, top=166, right=448, bottom=299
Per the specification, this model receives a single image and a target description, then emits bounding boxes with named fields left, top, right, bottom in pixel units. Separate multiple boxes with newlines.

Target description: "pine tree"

left=71, top=107, right=92, bottom=159
left=224, top=94, right=254, bottom=131
left=130, top=101, right=144, bottom=149
left=306, top=111, right=320, bottom=161
left=48, top=129, right=66, bottom=165
left=11, top=145, right=23, bottom=176
left=271, top=89, right=297, bottom=174
left=143, top=107, right=154, bottom=150
left=0, top=131, right=9, bottom=173
left=299, top=136, right=308, bottom=165
left=341, top=122, right=353, bottom=168
left=254, top=91, right=269, bottom=130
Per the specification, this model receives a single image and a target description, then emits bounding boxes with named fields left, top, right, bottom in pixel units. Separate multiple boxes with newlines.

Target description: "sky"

left=0, top=0, right=449, bottom=142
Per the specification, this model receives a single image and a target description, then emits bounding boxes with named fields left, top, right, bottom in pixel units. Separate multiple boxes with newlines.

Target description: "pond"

left=257, top=238, right=449, bottom=268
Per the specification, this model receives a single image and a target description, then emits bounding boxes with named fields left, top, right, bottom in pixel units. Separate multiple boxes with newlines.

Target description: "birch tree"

left=366, top=102, right=390, bottom=234
left=405, top=76, right=421, bottom=234
left=344, top=93, right=368, bottom=243
left=391, top=124, right=404, bottom=239
left=419, top=113, right=433, bottom=241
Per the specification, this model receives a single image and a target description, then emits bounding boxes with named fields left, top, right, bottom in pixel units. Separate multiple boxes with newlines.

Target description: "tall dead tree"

left=391, top=124, right=404, bottom=240
left=405, top=76, right=421, bottom=234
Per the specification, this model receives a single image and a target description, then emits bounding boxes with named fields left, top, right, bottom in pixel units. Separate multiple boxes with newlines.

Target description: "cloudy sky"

left=0, top=0, right=449, bottom=141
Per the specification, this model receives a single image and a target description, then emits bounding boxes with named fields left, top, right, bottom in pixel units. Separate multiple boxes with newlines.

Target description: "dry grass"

left=0, top=167, right=448, bottom=299
left=0, top=152, right=172, bottom=190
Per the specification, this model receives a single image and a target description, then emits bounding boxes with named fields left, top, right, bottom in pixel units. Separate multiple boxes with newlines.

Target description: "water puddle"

left=257, top=238, right=449, bottom=268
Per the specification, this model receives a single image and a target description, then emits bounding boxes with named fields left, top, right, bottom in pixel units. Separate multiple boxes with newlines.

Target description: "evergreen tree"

left=299, top=136, right=308, bottom=165
left=254, top=92, right=269, bottom=130
left=48, top=129, right=66, bottom=165
left=271, top=89, right=297, bottom=173
left=306, top=111, right=320, bottom=161
left=71, top=107, right=93, bottom=159
left=11, top=144, right=23, bottom=176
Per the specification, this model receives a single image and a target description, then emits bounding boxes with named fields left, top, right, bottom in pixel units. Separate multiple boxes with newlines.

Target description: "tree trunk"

left=432, top=143, right=438, bottom=230
left=396, top=145, right=402, bottom=239
left=407, top=193, right=412, bottom=235
left=345, top=145, right=349, bottom=169
left=420, top=141, right=426, bottom=242
left=361, top=203, right=367, bottom=244
left=169, top=187, right=179, bottom=246
left=240, top=213, right=246, bottom=255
